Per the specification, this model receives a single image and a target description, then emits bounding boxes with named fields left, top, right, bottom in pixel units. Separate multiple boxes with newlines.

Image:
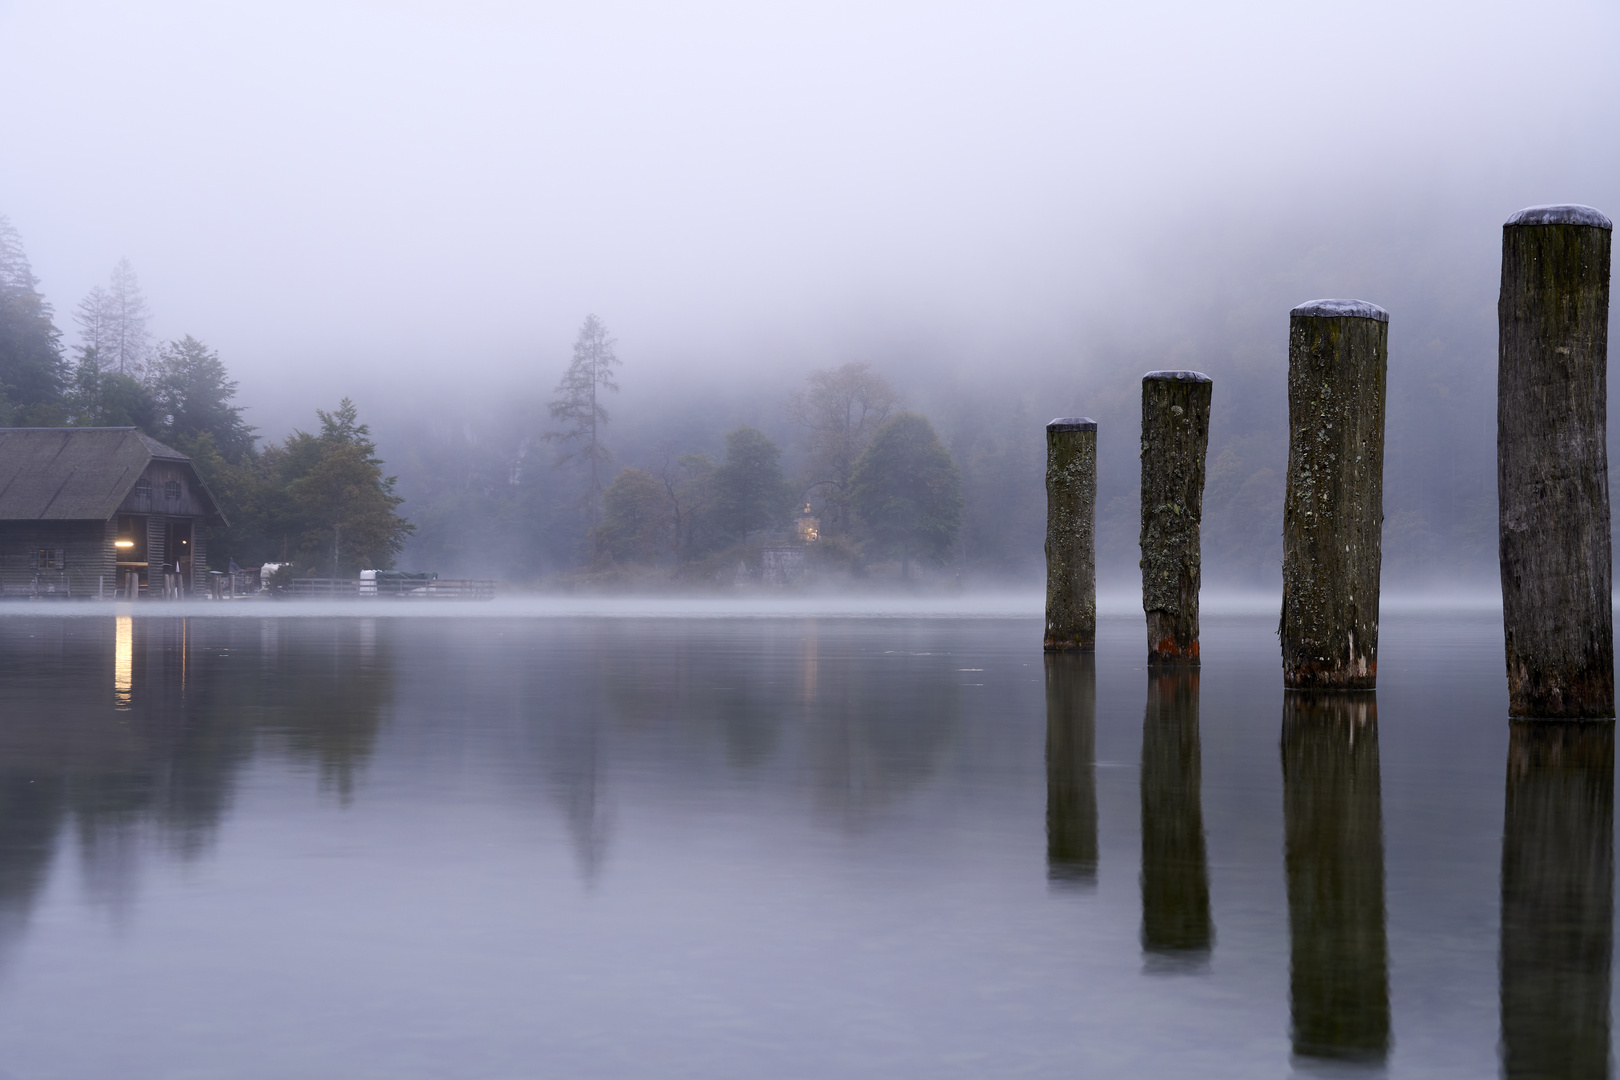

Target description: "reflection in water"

left=1140, top=668, right=1211, bottom=967
left=113, top=614, right=132, bottom=709
left=1500, top=722, right=1613, bottom=1080
left=1046, top=653, right=1097, bottom=887
left=0, top=615, right=393, bottom=957
left=1281, top=692, right=1390, bottom=1065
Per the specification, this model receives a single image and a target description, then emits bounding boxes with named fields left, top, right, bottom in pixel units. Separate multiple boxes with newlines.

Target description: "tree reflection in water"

left=1281, top=691, right=1389, bottom=1066
left=1139, top=667, right=1211, bottom=968
left=1045, top=653, right=1096, bottom=888
left=1500, top=721, right=1613, bottom=1080
left=0, top=615, right=391, bottom=958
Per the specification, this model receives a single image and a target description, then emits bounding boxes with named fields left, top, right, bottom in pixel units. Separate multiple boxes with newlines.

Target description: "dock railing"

left=287, top=578, right=495, bottom=600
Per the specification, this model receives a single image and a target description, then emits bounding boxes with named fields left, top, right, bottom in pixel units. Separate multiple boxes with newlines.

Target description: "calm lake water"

left=0, top=601, right=1604, bottom=1078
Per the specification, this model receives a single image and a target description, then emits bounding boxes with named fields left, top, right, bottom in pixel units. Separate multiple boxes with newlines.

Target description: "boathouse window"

left=134, top=479, right=152, bottom=500
left=164, top=481, right=181, bottom=501
left=37, top=549, right=57, bottom=570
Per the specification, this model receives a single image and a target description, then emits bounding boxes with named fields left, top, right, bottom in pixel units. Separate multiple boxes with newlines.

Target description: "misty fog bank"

left=3, top=0, right=1617, bottom=589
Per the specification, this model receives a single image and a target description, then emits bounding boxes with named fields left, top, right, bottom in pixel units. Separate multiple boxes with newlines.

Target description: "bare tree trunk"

left=1498, top=205, right=1614, bottom=719
left=1045, top=418, right=1097, bottom=651
left=1140, top=372, right=1212, bottom=663
left=1280, top=300, right=1388, bottom=690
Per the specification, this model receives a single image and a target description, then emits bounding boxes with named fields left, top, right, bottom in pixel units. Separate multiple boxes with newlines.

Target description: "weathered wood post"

left=1140, top=667, right=1211, bottom=963
left=1500, top=721, right=1613, bottom=1078
left=1045, top=418, right=1097, bottom=651
left=1141, top=372, right=1212, bottom=663
left=1046, top=652, right=1097, bottom=887
left=1280, top=300, right=1388, bottom=689
left=1498, top=204, right=1614, bottom=719
left=1282, top=692, right=1389, bottom=1064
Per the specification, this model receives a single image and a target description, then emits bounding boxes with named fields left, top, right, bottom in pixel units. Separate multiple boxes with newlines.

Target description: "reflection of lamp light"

left=114, top=615, right=132, bottom=709
left=115, top=540, right=135, bottom=548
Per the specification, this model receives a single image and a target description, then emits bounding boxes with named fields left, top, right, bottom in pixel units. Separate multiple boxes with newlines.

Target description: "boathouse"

left=0, top=428, right=225, bottom=597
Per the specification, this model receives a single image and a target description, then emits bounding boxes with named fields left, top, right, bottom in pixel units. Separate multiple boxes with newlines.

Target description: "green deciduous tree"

left=546, top=314, right=621, bottom=564
left=850, top=412, right=963, bottom=578
left=264, top=399, right=414, bottom=575
left=787, top=361, right=898, bottom=537
left=601, top=467, right=667, bottom=564
left=714, top=425, right=792, bottom=544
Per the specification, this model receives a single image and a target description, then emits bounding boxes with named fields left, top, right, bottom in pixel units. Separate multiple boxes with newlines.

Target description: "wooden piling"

left=1281, top=691, right=1389, bottom=1063
left=1141, top=372, right=1212, bottom=663
left=1280, top=300, right=1388, bottom=690
left=1045, top=418, right=1097, bottom=652
left=1498, top=204, right=1614, bottom=719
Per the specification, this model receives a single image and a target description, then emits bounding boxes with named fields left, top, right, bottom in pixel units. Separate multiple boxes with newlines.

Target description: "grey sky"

left=2, top=0, right=1617, bottom=430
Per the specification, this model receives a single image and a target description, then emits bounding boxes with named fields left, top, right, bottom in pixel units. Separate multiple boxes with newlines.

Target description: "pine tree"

left=0, top=216, right=65, bottom=415
left=545, top=314, right=621, bottom=565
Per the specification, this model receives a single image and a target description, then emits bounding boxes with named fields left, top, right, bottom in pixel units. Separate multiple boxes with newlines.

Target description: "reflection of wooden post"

left=1280, top=300, right=1387, bottom=689
left=1281, top=692, right=1389, bottom=1064
left=1501, top=721, right=1613, bottom=1079
left=1045, top=418, right=1097, bottom=651
left=1498, top=205, right=1614, bottom=719
left=1140, top=372, right=1212, bottom=663
left=1046, top=653, right=1097, bottom=886
left=1140, top=668, right=1210, bottom=964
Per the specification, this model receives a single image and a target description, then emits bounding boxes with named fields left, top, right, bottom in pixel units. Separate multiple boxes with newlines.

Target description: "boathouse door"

left=166, top=520, right=193, bottom=590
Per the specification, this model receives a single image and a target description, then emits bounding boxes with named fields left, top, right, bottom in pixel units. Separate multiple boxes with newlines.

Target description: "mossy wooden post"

left=1045, top=418, right=1097, bottom=652
left=1498, top=204, right=1614, bottom=719
left=1280, top=300, right=1388, bottom=690
left=1141, top=371, right=1212, bottom=664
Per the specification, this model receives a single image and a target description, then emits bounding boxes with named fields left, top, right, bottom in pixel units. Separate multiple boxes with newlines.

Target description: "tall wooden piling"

left=1498, top=204, right=1614, bottom=719
left=1282, top=692, right=1389, bottom=1063
left=1045, top=418, right=1097, bottom=652
left=1280, top=300, right=1388, bottom=690
left=1141, top=372, right=1212, bottom=663
left=1500, top=721, right=1613, bottom=1078
left=1046, top=653, right=1097, bottom=886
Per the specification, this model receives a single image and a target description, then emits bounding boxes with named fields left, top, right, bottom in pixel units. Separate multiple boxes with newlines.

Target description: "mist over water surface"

left=0, top=603, right=1599, bottom=1077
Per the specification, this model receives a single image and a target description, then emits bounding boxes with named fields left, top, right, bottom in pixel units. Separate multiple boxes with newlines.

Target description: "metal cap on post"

left=1498, top=204, right=1614, bottom=719
left=1280, top=299, right=1388, bottom=690
left=1045, top=417, right=1097, bottom=651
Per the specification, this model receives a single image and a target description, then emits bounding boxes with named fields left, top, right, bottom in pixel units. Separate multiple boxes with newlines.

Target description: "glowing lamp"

left=115, top=540, right=135, bottom=548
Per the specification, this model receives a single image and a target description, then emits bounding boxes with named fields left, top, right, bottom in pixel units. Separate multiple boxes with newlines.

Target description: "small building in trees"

left=0, top=427, right=224, bottom=597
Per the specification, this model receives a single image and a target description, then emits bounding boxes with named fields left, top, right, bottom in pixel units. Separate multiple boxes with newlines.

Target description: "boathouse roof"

left=0, top=427, right=224, bottom=522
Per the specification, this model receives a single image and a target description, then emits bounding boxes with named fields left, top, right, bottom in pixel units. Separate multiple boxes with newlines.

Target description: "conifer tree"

left=546, top=314, right=621, bottom=564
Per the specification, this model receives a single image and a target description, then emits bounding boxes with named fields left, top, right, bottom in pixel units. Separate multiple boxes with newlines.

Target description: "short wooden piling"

left=1498, top=204, right=1614, bottom=719
left=1141, top=372, right=1212, bottom=663
left=1045, top=418, right=1097, bottom=652
left=1280, top=300, right=1388, bottom=690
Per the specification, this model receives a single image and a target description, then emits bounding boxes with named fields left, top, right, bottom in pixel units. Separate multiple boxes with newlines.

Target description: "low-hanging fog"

left=3, top=0, right=1618, bottom=590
